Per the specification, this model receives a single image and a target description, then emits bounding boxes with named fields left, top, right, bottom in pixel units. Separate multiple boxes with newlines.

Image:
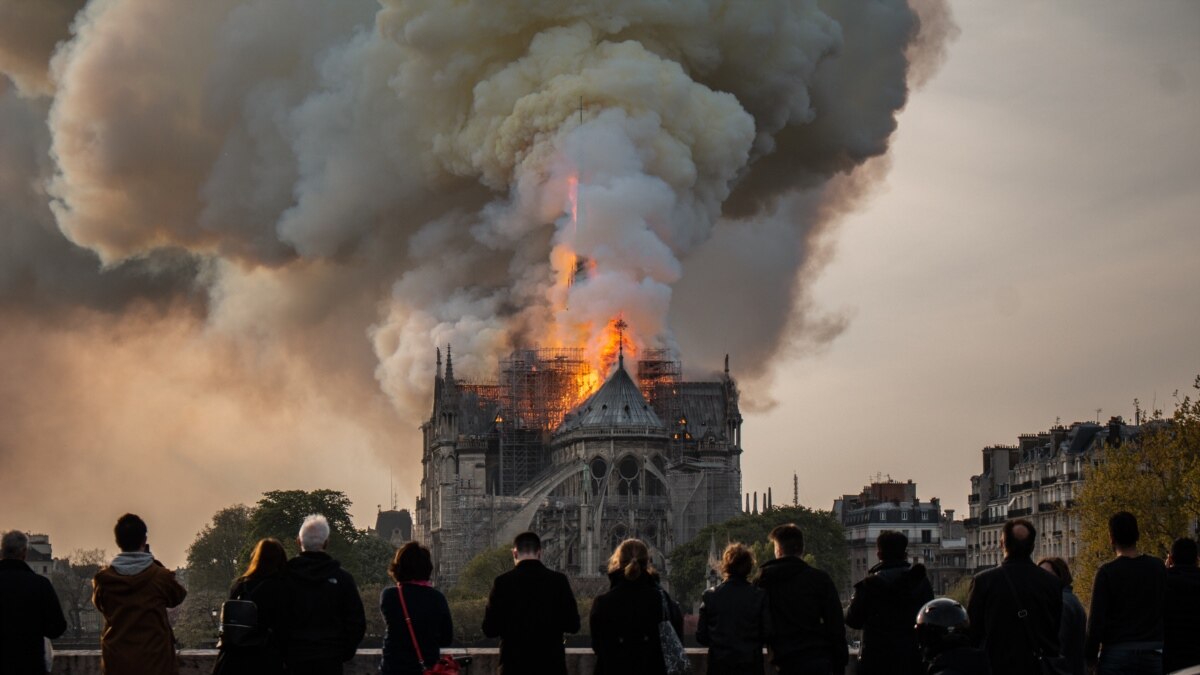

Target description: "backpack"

left=217, top=581, right=267, bottom=649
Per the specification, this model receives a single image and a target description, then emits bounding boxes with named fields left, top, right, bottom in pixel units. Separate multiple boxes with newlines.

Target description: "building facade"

left=833, top=480, right=967, bottom=598
left=965, top=417, right=1138, bottom=571
left=415, top=347, right=744, bottom=586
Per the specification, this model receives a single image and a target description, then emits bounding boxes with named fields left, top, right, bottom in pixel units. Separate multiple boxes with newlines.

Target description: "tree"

left=1074, top=377, right=1200, bottom=606
left=248, top=489, right=359, bottom=559
left=50, top=548, right=107, bottom=638
left=668, top=506, right=848, bottom=608
left=448, top=546, right=512, bottom=600
left=185, top=505, right=252, bottom=595
left=345, top=534, right=398, bottom=587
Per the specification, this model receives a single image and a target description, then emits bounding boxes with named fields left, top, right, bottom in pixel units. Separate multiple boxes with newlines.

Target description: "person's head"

left=390, top=542, right=434, bottom=583
left=876, top=530, right=909, bottom=562
left=769, top=524, right=804, bottom=559
left=1037, top=556, right=1072, bottom=588
left=1001, top=518, right=1036, bottom=559
left=915, top=598, right=971, bottom=659
left=298, top=514, right=330, bottom=553
left=721, top=543, right=754, bottom=580
left=1108, top=511, right=1139, bottom=551
left=608, top=538, right=653, bottom=581
left=242, top=538, right=288, bottom=581
left=114, top=513, right=148, bottom=553
left=1168, top=537, right=1198, bottom=568
left=1, top=530, right=29, bottom=561
left=513, top=531, right=542, bottom=562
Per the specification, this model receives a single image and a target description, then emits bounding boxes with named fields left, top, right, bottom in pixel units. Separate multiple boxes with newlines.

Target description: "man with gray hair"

left=286, top=514, right=366, bottom=675
left=1, top=530, right=67, bottom=674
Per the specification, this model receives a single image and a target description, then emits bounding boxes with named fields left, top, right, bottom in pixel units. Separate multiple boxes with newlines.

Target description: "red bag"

left=397, top=583, right=461, bottom=675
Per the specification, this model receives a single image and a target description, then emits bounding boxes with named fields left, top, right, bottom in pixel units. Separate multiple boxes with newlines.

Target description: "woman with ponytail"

left=590, top=538, right=685, bottom=674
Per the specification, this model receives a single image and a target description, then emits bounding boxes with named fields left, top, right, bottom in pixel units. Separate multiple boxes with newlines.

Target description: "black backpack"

left=217, top=581, right=267, bottom=649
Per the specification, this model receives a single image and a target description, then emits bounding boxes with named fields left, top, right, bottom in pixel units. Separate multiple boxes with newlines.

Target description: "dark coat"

left=964, top=557, right=1062, bottom=675
left=696, top=576, right=771, bottom=675
left=1058, top=588, right=1087, bottom=675
left=590, top=570, right=684, bottom=675
left=927, top=646, right=992, bottom=675
left=844, top=560, right=933, bottom=675
left=286, top=552, right=366, bottom=667
left=380, top=583, right=453, bottom=675
left=755, top=555, right=848, bottom=672
left=1164, top=564, right=1200, bottom=673
left=482, top=559, right=580, bottom=675
left=212, top=574, right=291, bottom=675
left=0, top=558, right=67, bottom=675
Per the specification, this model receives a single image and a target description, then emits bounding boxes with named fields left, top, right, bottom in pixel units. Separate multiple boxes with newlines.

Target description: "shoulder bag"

left=657, top=587, right=689, bottom=675
left=998, top=566, right=1069, bottom=675
left=398, top=583, right=461, bottom=675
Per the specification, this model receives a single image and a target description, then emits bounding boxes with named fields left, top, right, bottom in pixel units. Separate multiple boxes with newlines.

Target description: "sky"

left=0, top=1, right=1197, bottom=569
left=745, top=1, right=1200, bottom=513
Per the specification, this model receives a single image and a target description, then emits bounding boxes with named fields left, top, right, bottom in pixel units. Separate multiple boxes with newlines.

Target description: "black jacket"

left=1084, top=554, right=1166, bottom=663
left=1164, top=564, right=1200, bottom=673
left=755, top=555, right=848, bottom=671
left=590, top=571, right=684, bottom=675
left=696, top=577, right=771, bottom=675
left=845, top=560, right=933, bottom=675
left=380, top=583, right=453, bottom=675
left=928, top=646, right=992, bottom=675
left=482, top=559, right=580, bottom=675
left=212, top=574, right=291, bottom=675
left=0, top=558, right=67, bottom=675
left=1058, top=588, right=1086, bottom=675
left=285, top=552, right=366, bottom=666
left=965, top=557, right=1062, bottom=675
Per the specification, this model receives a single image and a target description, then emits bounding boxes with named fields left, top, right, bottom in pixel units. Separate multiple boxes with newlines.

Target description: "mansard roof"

left=556, top=359, right=664, bottom=435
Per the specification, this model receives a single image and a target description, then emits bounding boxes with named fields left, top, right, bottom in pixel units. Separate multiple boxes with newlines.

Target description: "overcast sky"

left=745, top=0, right=1200, bottom=514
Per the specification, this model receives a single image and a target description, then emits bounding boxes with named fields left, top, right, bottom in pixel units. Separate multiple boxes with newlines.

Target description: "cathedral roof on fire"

left=556, top=359, right=664, bottom=435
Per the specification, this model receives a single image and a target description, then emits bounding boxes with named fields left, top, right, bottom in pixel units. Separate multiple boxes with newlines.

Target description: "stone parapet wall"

left=51, top=648, right=787, bottom=674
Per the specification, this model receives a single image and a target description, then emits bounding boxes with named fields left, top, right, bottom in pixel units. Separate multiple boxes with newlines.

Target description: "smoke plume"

left=0, top=0, right=955, bottom=561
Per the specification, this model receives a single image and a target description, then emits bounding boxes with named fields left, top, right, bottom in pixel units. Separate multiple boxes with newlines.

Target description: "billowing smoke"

left=0, top=0, right=954, bottom=561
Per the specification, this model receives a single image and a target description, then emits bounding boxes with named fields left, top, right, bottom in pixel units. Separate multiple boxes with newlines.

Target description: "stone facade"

left=965, top=417, right=1138, bottom=571
left=833, top=480, right=967, bottom=598
left=416, top=348, right=743, bottom=586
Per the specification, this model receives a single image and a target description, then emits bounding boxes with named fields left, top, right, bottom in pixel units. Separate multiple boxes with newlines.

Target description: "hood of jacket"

left=288, top=551, right=343, bottom=584
left=94, top=558, right=165, bottom=591
left=110, top=551, right=155, bottom=576
left=756, top=555, right=809, bottom=586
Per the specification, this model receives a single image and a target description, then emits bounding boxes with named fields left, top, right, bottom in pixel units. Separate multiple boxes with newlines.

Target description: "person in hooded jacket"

left=590, top=538, right=684, bottom=675
left=696, top=542, right=772, bottom=675
left=844, top=530, right=933, bottom=675
left=92, top=513, right=188, bottom=675
left=1036, top=556, right=1086, bottom=675
left=380, top=542, right=453, bottom=675
left=1164, top=537, right=1200, bottom=674
left=212, top=538, right=291, bottom=675
left=286, top=514, right=367, bottom=675
left=755, top=524, right=848, bottom=675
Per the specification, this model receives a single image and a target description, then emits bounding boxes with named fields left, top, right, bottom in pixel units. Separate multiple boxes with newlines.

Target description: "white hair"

left=298, top=514, right=331, bottom=552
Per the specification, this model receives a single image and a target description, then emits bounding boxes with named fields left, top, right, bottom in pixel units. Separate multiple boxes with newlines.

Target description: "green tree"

left=1074, top=378, right=1200, bottom=606
left=248, top=489, right=359, bottom=559
left=185, top=505, right=252, bottom=595
left=345, top=534, right=398, bottom=587
left=449, top=546, right=512, bottom=600
left=668, top=506, right=848, bottom=608
left=50, top=548, right=107, bottom=637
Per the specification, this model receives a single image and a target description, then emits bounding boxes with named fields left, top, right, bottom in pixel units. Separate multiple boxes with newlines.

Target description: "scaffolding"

left=496, top=348, right=594, bottom=495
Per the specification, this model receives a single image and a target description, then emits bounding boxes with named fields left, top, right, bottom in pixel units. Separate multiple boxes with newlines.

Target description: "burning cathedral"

left=415, top=326, right=744, bottom=586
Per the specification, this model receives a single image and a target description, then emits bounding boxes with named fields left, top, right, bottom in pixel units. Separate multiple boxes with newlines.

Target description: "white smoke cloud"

left=0, top=0, right=956, bottom=557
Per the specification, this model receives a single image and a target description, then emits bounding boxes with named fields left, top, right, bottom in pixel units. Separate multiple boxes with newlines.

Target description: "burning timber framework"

left=416, top=347, right=744, bottom=587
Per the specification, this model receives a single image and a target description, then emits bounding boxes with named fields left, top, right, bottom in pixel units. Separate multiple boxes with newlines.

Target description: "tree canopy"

left=1074, top=377, right=1200, bottom=606
left=668, top=505, right=848, bottom=608
left=249, top=489, right=359, bottom=559
left=185, top=505, right=251, bottom=594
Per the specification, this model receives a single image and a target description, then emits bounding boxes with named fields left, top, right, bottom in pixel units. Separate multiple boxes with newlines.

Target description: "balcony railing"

left=1008, top=507, right=1033, bottom=517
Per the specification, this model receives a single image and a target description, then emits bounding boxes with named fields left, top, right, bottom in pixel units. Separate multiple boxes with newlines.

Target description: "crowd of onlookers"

left=1, top=509, right=1197, bottom=674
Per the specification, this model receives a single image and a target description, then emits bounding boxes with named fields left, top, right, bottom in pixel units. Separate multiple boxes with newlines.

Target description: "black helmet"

left=915, top=598, right=970, bottom=657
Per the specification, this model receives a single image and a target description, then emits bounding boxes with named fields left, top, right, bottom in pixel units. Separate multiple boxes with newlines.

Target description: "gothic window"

left=617, top=456, right=640, bottom=496
left=609, top=523, right=629, bottom=550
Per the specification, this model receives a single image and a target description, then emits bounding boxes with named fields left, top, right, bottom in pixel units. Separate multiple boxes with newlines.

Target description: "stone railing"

left=50, top=649, right=797, bottom=674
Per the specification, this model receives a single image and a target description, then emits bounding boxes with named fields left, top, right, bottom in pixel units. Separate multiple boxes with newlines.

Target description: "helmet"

left=915, top=598, right=971, bottom=658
